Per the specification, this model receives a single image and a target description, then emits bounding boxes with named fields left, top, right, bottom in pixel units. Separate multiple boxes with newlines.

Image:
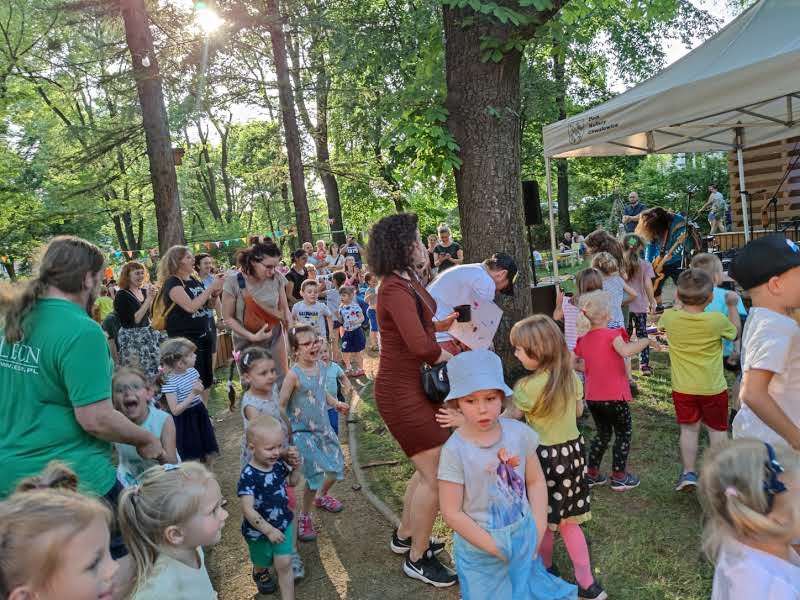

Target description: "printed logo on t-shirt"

left=489, top=448, right=528, bottom=529
left=0, top=338, right=40, bottom=375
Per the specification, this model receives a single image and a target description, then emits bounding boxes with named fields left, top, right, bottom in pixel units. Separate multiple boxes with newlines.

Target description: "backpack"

left=150, top=281, right=180, bottom=331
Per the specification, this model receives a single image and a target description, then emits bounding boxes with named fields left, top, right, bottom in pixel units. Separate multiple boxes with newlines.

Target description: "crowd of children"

left=2, top=233, right=800, bottom=600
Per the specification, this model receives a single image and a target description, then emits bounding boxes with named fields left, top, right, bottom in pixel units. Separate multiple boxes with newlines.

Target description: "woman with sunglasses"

left=222, top=242, right=292, bottom=382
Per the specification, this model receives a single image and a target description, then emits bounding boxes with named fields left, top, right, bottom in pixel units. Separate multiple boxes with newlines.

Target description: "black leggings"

left=626, top=312, right=650, bottom=366
left=588, top=401, right=632, bottom=474
left=653, top=263, right=682, bottom=299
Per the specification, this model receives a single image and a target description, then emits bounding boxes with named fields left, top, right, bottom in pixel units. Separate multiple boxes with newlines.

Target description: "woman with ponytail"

left=0, top=237, right=166, bottom=567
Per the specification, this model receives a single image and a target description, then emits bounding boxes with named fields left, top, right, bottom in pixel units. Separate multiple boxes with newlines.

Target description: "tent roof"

left=542, top=0, right=800, bottom=159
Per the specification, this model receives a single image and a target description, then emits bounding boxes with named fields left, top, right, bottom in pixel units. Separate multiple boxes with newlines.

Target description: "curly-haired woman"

left=583, top=229, right=624, bottom=267
left=368, top=213, right=457, bottom=588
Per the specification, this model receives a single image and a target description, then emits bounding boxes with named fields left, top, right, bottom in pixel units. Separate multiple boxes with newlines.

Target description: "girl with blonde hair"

left=699, top=439, right=800, bottom=599
left=118, top=462, right=228, bottom=600
left=0, top=462, right=117, bottom=600
left=506, top=315, right=606, bottom=599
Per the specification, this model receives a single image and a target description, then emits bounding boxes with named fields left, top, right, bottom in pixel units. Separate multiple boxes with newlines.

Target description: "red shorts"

left=672, top=390, right=729, bottom=431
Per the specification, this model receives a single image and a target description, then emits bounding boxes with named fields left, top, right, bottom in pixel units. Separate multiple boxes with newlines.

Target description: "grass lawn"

left=355, top=350, right=727, bottom=600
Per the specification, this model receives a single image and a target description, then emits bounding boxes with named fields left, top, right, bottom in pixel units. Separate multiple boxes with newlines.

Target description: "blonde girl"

left=590, top=252, right=637, bottom=330
left=159, top=337, right=218, bottom=463
left=237, top=346, right=304, bottom=582
left=554, top=267, right=604, bottom=348
left=118, top=462, right=228, bottom=600
left=0, top=463, right=117, bottom=600
left=113, top=367, right=179, bottom=487
left=506, top=316, right=606, bottom=600
left=621, top=234, right=657, bottom=375
left=279, top=325, right=349, bottom=542
left=699, top=439, right=800, bottom=599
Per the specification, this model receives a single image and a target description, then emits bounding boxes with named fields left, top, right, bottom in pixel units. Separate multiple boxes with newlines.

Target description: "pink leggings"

left=539, top=521, right=594, bottom=589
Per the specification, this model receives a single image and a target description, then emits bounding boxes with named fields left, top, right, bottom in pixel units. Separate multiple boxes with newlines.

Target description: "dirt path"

left=207, top=357, right=461, bottom=600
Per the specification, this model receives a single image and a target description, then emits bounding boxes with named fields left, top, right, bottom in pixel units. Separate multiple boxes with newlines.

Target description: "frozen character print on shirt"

left=489, top=448, right=529, bottom=529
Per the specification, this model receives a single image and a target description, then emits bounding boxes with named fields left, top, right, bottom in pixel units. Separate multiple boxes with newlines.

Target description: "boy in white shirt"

left=730, top=235, right=800, bottom=450
left=292, top=279, right=334, bottom=341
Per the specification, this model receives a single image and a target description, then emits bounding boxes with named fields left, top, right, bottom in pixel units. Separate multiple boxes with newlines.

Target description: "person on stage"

left=622, top=192, right=646, bottom=233
left=636, top=207, right=693, bottom=308
left=700, top=184, right=728, bottom=234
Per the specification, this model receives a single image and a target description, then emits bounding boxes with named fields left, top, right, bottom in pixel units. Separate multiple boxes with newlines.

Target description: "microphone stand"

left=681, top=189, right=695, bottom=269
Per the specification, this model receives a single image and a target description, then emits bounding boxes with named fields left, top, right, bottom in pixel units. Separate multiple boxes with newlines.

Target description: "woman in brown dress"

left=368, top=213, right=458, bottom=588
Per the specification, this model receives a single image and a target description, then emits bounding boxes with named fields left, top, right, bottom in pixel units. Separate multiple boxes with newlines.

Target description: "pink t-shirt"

left=574, top=327, right=632, bottom=401
left=627, top=260, right=655, bottom=313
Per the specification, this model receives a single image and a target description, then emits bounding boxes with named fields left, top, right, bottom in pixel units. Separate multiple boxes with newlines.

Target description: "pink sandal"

left=314, top=495, right=344, bottom=513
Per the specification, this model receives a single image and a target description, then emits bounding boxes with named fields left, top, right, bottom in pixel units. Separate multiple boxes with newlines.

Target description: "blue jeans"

left=453, top=513, right=576, bottom=600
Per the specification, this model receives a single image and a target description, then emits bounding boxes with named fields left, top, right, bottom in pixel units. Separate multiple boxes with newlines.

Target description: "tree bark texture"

left=442, top=4, right=532, bottom=374
left=120, top=0, right=184, bottom=252
left=552, top=45, right=570, bottom=231
left=287, top=31, right=346, bottom=245
left=264, top=0, right=313, bottom=244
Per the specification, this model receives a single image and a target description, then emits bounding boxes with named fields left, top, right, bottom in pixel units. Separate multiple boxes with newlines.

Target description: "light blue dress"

left=116, top=405, right=179, bottom=487
left=287, top=363, right=344, bottom=489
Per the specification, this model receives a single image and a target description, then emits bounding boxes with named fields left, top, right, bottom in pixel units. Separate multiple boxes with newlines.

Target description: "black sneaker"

left=253, top=568, right=277, bottom=594
left=390, top=529, right=445, bottom=555
left=579, top=582, right=608, bottom=600
left=403, top=549, right=457, bottom=587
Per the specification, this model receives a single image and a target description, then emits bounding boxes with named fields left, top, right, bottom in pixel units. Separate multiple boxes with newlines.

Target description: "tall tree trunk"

left=442, top=5, right=532, bottom=374
left=2, top=261, right=16, bottom=281
left=210, top=115, right=235, bottom=223
left=287, top=31, right=345, bottom=245
left=121, top=210, right=138, bottom=250
left=112, top=214, right=129, bottom=252
left=264, top=0, right=312, bottom=244
left=119, top=0, right=184, bottom=251
left=552, top=44, right=570, bottom=231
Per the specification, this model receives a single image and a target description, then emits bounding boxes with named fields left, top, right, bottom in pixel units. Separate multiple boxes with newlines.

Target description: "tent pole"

left=545, top=157, right=559, bottom=278
left=735, top=127, right=751, bottom=243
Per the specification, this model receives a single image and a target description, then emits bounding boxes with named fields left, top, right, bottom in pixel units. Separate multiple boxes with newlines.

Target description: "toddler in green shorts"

left=238, top=415, right=301, bottom=598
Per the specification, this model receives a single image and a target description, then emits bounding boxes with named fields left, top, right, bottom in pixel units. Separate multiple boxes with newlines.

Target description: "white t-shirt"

left=292, top=300, right=333, bottom=338
left=733, top=307, right=800, bottom=446
left=427, top=263, right=496, bottom=342
left=132, top=548, right=217, bottom=600
left=711, top=538, right=800, bottom=600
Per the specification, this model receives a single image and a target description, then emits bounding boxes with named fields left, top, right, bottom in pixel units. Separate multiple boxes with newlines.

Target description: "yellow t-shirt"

left=513, top=371, right=582, bottom=446
left=95, top=296, right=114, bottom=321
left=658, top=309, right=737, bottom=395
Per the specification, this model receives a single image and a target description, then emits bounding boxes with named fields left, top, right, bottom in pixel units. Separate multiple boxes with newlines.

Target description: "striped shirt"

left=162, top=368, right=202, bottom=408
left=563, top=297, right=580, bottom=351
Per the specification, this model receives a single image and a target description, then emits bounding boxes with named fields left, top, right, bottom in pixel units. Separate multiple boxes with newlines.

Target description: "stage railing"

left=712, top=229, right=800, bottom=251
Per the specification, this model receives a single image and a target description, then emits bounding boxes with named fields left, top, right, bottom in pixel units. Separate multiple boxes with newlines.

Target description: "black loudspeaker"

left=531, top=283, right=557, bottom=316
left=522, top=180, right=542, bottom=226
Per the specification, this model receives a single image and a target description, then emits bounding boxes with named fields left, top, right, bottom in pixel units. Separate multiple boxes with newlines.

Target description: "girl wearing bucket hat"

left=437, top=349, right=576, bottom=600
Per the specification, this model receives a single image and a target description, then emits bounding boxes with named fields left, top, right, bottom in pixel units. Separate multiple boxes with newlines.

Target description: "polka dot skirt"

left=537, top=435, right=592, bottom=529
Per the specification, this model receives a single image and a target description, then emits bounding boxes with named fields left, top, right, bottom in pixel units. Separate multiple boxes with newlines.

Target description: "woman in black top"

left=285, top=248, right=309, bottom=306
left=433, top=224, right=463, bottom=273
left=114, top=261, right=163, bottom=379
left=157, top=246, right=224, bottom=398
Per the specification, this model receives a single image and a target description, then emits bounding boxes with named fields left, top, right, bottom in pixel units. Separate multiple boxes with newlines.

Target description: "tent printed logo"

left=568, top=118, right=586, bottom=145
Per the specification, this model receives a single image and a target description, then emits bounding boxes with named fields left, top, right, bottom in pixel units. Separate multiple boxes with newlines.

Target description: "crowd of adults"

left=0, top=200, right=714, bottom=591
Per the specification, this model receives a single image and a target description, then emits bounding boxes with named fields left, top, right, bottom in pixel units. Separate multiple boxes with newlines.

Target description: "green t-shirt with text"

left=0, top=298, right=115, bottom=497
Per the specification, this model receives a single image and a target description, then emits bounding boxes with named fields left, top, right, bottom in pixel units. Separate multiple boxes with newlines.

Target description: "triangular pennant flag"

left=224, top=240, right=231, bottom=247
left=126, top=251, right=133, bottom=258
left=240, top=237, right=247, bottom=245
left=204, top=242, right=212, bottom=250
left=215, top=241, right=222, bottom=248
left=194, top=243, right=201, bottom=251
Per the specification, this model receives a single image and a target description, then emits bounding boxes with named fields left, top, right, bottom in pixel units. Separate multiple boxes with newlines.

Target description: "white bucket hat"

left=444, top=349, right=513, bottom=402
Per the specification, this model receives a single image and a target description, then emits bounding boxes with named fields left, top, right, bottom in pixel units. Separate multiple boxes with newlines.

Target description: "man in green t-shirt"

left=0, top=236, right=165, bottom=500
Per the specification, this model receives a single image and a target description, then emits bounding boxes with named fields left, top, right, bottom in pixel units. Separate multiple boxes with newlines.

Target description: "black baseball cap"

left=492, top=252, right=518, bottom=296
left=730, top=234, right=800, bottom=290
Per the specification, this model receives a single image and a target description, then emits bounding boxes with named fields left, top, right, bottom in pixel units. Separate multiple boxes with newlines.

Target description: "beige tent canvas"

left=541, top=0, right=800, bottom=269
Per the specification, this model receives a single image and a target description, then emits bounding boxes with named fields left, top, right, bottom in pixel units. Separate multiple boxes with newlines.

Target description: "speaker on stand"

left=522, top=180, right=542, bottom=287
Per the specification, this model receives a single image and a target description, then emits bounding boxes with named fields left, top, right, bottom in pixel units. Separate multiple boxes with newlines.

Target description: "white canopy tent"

left=541, top=0, right=800, bottom=276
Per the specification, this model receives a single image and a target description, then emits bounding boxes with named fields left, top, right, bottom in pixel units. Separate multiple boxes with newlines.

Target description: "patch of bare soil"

left=207, top=354, right=461, bottom=600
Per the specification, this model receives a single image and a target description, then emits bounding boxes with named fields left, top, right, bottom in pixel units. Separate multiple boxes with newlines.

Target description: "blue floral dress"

left=287, top=363, right=344, bottom=489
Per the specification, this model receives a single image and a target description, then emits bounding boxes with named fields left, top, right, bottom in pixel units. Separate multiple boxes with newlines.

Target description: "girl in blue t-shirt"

left=112, top=367, right=179, bottom=486
left=319, top=338, right=353, bottom=435
left=159, top=337, right=218, bottom=463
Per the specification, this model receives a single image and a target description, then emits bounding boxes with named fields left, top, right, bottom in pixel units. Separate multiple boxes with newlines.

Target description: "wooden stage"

left=711, top=228, right=800, bottom=251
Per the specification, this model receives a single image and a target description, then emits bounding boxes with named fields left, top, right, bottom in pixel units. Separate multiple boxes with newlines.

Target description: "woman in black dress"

left=157, top=246, right=224, bottom=403
left=114, top=261, right=163, bottom=379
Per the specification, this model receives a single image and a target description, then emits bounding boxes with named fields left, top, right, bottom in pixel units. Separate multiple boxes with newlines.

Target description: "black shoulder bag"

left=409, top=282, right=450, bottom=404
